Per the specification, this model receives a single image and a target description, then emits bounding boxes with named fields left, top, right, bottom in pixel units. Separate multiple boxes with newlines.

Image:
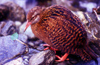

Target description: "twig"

left=93, top=10, right=100, bottom=22
left=16, top=39, right=29, bottom=54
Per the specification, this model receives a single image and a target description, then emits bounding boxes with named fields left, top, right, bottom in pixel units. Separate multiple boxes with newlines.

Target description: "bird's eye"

left=30, top=13, right=40, bottom=21
left=30, top=17, right=34, bottom=21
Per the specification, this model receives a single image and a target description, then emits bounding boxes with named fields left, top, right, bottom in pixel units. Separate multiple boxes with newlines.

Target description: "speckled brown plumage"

left=26, top=5, right=97, bottom=61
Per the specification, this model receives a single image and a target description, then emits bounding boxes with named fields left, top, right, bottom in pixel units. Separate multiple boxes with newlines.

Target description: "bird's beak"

left=24, top=20, right=32, bottom=32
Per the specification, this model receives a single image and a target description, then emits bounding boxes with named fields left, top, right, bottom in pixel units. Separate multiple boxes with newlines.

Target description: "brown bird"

left=25, top=5, right=97, bottom=62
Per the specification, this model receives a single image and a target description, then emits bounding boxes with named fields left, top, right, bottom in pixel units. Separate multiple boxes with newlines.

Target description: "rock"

left=76, top=12, right=100, bottom=57
left=76, top=11, right=100, bottom=41
left=36, top=0, right=52, bottom=6
left=0, top=20, right=16, bottom=36
left=0, top=4, right=10, bottom=21
left=37, top=44, right=44, bottom=51
left=0, top=0, right=37, bottom=13
left=54, top=61, right=67, bottom=65
left=19, top=22, right=35, bottom=39
left=28, top=48, right=40, bottom=54
left=29, top=50, right=55, bottom=65
left=23, top=56, right=29, bottom=65
left=0, top=34, right=27, bottom=64
left=4, top=1, right=26, bottom=22
left=74, top=11, right=100, bottom=65
left=0, top=1, right=26, bottom=22
left=28, top=42, right=35, bottom=47
left=4, top=57, right=24, bottom=65
left=28, top=40, right=44, bottom=50
left=34, top=40, right=43, bottom=46
left=22, top=48, right=41, bottom=65
left=14, top=21, right=22, bottom=32
left=75, top=60, right=97, bottom=65
left=14, top=21, right=22, bottom=28
left=25, top=0, right=37, bottom=13
left=52, top=0, right=79, bottom=11
left=97, top=58, right=100, bottom=65
left=0, top=21, right=6, bottom=36
left=79, top=1, right=97, bottom=12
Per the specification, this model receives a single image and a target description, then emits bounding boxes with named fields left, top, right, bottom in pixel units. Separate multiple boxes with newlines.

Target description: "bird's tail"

left=77, top=45, right=98, bottom=61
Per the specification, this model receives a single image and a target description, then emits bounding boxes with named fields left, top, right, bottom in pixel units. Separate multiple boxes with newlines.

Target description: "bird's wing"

left=42, top=16, right=76, bottom=52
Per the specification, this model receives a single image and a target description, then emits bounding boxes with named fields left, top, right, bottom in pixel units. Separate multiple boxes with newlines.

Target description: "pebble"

left=19, top=22, right=35, bottom=39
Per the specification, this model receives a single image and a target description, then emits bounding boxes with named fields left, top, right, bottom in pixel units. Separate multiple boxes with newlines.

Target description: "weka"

left=25, top=5, right=97, bottom=62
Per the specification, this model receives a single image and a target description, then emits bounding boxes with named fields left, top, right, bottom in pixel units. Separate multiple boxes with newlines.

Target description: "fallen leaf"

left=11, top=32, right=18, bottom=40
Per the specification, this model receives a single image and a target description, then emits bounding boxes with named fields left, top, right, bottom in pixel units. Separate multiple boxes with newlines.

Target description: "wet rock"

left=19, top=22, right=35, bottom=39
left=29, top=50, right=55, bottom=65
left=4, top=57, right=24, bottom=65
left=0, top=20, right=16, bottom=36
left=0, top=34, right=27, bottom=64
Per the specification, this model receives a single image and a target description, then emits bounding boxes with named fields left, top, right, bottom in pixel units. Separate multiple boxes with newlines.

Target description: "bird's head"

left=24, top=6, right=43, bottom=32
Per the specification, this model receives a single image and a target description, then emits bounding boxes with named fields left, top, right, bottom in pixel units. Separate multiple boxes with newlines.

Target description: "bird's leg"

left=43, top=44, right=59, bottom=53
left=55, top=53, right=69, bottom=62
left=43, top=44, right=51, bottom=50
left=43, top=44, right=50, bottom=47
left=43, top=44, right=69, bottom=62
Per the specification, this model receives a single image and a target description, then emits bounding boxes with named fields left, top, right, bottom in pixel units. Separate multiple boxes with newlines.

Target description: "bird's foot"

left=55, top=53, right=69, bottom=62
left=43, top=44, right=69, bottom=62
left=43, top=44, right=59, bottom=53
